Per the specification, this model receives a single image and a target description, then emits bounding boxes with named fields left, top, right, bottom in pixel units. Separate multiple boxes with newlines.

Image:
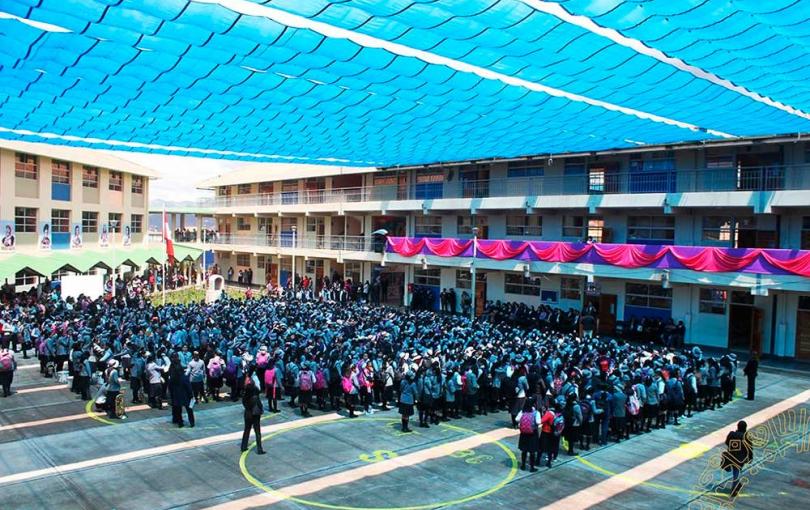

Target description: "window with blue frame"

left=507, top=163, right=544, bottom=178
left=414, top=171, right=444, bottom=199
left=51, top=209, right=70, bottom=249
left=625, top=282, right=672, bottom=321
left=51, top=160, right=71, bottom=201
left=629, top=151, right=676, bottom=193
left=563, top=160, right=586, bottom=194
left=627, top=216, right=675, bottom=245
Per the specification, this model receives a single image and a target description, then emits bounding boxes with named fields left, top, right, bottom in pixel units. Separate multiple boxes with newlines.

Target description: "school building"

left=190, top=135, right=810, bottom=360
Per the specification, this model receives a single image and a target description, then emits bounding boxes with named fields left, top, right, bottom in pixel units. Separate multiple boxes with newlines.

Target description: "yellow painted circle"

left=575, top=454, right=747, bottom=499
left=240, top=417, right=518, bottom=510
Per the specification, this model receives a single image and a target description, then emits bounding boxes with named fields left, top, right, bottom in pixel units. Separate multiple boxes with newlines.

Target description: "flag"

left=162, top=209, right=175, bottom=263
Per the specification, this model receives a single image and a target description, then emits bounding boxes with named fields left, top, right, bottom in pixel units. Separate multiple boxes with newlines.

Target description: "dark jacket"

left=168, top=371, right=193, bottom=407
left=724, top=430, right=752, bottom=469
left=242, top=381, right=263, bottom=417
left=744, top=358, right=758, bottom=378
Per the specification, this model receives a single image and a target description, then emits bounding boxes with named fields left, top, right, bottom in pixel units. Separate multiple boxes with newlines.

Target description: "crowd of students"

left=0, top=275, right=744, bottom=471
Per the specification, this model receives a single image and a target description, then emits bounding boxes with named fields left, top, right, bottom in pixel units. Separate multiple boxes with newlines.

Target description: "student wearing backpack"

left=264, top=359, right=283, bottom=413
left=538, top=404, right=557, bottom=468
left=314, top=363, right=328, bottom=411
left=342, top=365, right=359, bottom=418
left=579, top=393, right=595, bottom=451
left=516, top=399, right=541, bottom=472
left=684, top=368, right=698, bottom=418
left=399, top=370, right=418, bottom=432
left=666, top=369, right=685, bottom=426
left=206, top=352, right=224, bottom=401
left=511, top=365, right=529, bottom=428
left=298, top=362, right=315, bottom=417
left=0, top=346, right=16, bottom=397
left=610, top=384, right=628, bottom=442
left=255, top=346, right=270, bottom=392
left=563, top=394, right=582, bottom=456
left=416, top=367, right=434, bottom=428
left=464, top=364, right=480, bottom=418
left=643, top=376, right=659, bottom=432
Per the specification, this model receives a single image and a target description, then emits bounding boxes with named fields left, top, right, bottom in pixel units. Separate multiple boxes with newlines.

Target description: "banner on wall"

left=38, top=221, right=51, bottom=250
left=0, top=221, right=15, bottom=252
left=122, top=224, right=131, bottom=247
left=99, top=223, right=110, bottom=248
left=71, top=223, right=83, bottom=249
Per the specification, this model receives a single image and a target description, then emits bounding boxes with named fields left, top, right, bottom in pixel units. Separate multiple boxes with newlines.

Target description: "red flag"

left=162, top=210, right=175, bottom=263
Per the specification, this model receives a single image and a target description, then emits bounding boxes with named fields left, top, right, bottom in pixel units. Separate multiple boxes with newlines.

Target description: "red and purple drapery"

left=386, top=237, right=810, bottom=278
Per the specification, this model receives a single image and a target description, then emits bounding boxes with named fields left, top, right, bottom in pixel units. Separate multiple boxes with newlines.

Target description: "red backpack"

left=519, top=410, right=537, bottom=434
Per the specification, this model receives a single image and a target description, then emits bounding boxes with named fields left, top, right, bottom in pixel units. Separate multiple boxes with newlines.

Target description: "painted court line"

left=0, top=404, right=152, bottom=432
left=0, top=413, right=341, bottom=486
left=543, top=388, right=810, bottom=510
left=206, top=427, right=519, bottom=510
left=14, top=384, right=69, bottom=395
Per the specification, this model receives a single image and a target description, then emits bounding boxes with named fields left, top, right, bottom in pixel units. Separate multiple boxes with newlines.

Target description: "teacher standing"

left=241, top=369, right=266, bottom=455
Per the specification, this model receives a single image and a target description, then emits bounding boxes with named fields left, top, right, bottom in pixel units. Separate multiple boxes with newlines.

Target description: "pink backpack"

left=256, top=352, right=269, bottom=368
left=342, top=376, right=353, bottom=394
left=300, top=371, right=313, bottom=391
left=264, top=367, right=277, bottom=387
left=314, top=369, right=327, bottom=390
left=519, top=410, right=537, bottom=434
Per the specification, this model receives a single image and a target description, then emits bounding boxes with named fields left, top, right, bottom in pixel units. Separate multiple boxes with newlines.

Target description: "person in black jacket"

left=723, top=420, right=752, bottom=497
left=743, top=352, right=758, bottom=400
left=241, top=370, right=266, bottom=454
left=167, top=357, right=195, bottom=428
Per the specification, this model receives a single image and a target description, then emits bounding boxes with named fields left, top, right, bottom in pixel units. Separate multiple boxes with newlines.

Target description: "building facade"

left=0, top=139, right=156, bottom=286
left=198, top=136, right=810, bottom=359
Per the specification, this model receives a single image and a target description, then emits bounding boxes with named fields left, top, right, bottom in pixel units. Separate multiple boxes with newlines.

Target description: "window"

left=414, top=171, right=444, bottom=199
left=506, top=215, right=542, bottom=236
left=15, top=271, right=37, bottom=287
left=52, top=209, right=70, bottom=233
left=131, top=214, right=143, bottom=233
left=504, top=273, right=541, bottom=296
left=52, top=160, right=71, bottom=184
left=627, top=216, right=675, bottom=243
left=344, top=262, right=362, bottom=284
left=507, top=162, right=544, bottom=178
left=217, top=186, right=232, bottom=197
left=414, top=216, right=442, bottom=237
left=414, top=268, right=441, bottom=286
left=236, top=253, right=251, bottom=266
left=803, top=217, right=810, bottom=250
left=561, top=277, right=582, bottom=300
left=131, top=175, right=144, bottom=194
left=15, top=207, right=37, bottom=233
left=706, top=155, right=735, bottom=169
left=108, top=213, right=122, bottom=230
left=702, top=216, right=734, bottom=243
left=629, top=151, right=675, bottom=172
left=258, top=181, right=274, bottom=193
left=457, top=215, right=488, bottom=238
left=82, top=211, right=98, bottom=233
left=563, top=215, right=585, bottom=238
left=15, top=152, right=38, bottom=179
left=82, top=166, right=99, bottom=188
left=625, top=283, right=672, bottom=310
left=237, top=217, right=251, bottom=231
left=699, top=288, right=727, bottom=314
left=456, top=269, right=471, bottom=289
left=51, top=268, right=73, bottom=281
left=109, top=171, right=122, bottom=191
left=238, top=183, right=252, bottom=195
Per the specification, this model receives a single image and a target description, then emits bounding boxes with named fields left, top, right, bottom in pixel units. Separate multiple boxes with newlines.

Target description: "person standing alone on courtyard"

left=241, top=369, right=266, bottom=454
left=0, top=346, right=16, bottom=397
left=743, top=351, right=758, bottom=400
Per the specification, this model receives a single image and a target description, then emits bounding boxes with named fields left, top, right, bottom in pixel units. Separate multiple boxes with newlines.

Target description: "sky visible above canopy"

left=1, top=0, right=810, bottom=167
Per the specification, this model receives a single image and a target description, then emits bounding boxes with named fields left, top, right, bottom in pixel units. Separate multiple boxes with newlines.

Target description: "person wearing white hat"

left=104, top=359, right=122, bottom=419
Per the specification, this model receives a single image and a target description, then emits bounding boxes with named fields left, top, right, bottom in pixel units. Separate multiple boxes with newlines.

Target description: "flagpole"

left=162, top=207, right=167, bottom=306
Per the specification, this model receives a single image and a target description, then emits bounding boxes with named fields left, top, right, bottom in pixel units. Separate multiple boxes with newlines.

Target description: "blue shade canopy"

left=1, top=0, right=810, bottom=166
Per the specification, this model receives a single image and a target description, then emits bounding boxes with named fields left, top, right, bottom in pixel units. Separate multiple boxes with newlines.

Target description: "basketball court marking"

left=0, top=412, right=342, bottom=486
left=543, top=388, right=810, bottom=510
left=208, top=423, right=519, bottom=510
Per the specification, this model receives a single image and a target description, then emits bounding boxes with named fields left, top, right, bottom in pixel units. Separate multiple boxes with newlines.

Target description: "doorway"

left=728, top=291, right=762, bottom=352
left=585, top=293, right=617, bottom=335
left=796, top=296, right=810, bottom=360
left=474, top=273, right=487, bottom=316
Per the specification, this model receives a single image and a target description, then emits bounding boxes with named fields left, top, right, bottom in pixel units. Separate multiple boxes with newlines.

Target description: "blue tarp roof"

left=1, top=0, right=810, bottom=166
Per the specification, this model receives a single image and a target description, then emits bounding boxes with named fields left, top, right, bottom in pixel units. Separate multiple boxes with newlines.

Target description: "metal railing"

left=200, top=164, right=810, bottom=209
left=208, top=234, right=379, bottom=252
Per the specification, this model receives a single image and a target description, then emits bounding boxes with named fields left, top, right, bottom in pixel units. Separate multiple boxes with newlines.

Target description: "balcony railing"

left=208, top=234, right=380, bottom=252
left=202, top=164, right=810, bottom=209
